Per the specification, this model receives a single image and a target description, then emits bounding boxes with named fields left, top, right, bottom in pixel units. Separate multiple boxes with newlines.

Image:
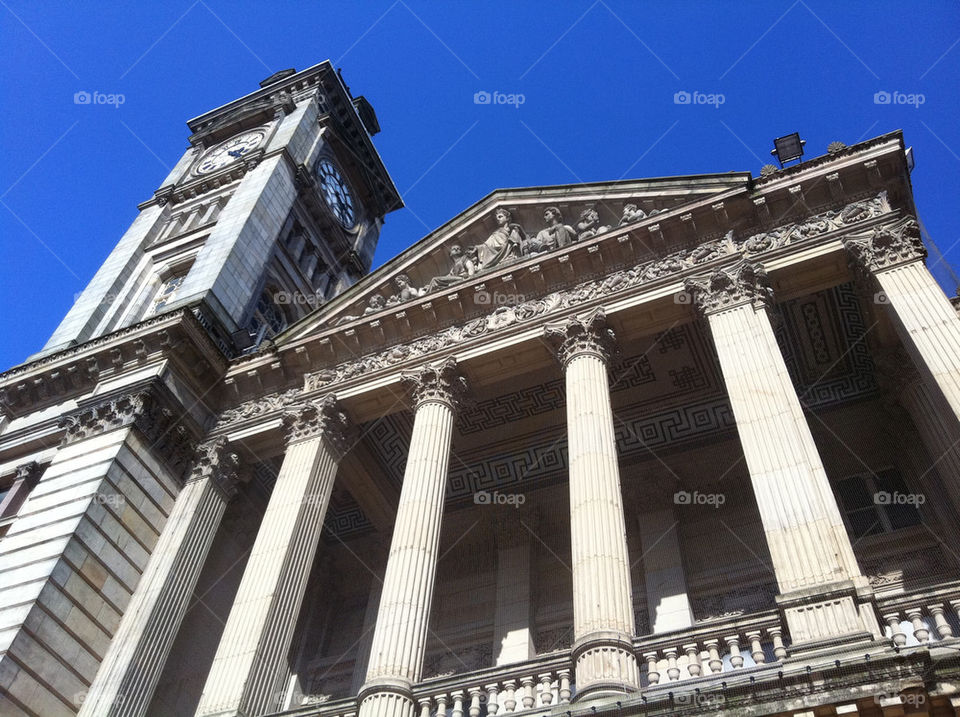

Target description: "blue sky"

left=2, top=1, right=959, bottom=370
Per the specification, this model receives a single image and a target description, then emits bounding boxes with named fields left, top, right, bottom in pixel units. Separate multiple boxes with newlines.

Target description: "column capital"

left=544, top=309, right=618, bottom=367
left=282, top=394, right=354, bottom=457
left=187, top=437, right=241, bottom=499
left=401, top=358, right=469, bottom=412
left=844, top=216, right=925, bottom=274
left=683, top=261, right=772, bottom=316
left=14, top=461, right=42, bottom=485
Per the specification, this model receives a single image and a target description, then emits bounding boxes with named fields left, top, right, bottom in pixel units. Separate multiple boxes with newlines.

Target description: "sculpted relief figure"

left=527, top=206, right=577, bottom=254
left=475, top=207, right=524, bottom=270
left=576, top=206, right=611, bottom=240
left=428, top=243, right=476, bottom=291
left=336, top=294, right=386, bottom=324
left=619, top=203, right=647, bottom=225
left=387, top=274, right=426, bottom=305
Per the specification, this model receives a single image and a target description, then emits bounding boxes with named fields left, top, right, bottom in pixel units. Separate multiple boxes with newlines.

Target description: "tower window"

left=150, top=273, right=187, bottom=315
left=246, top=290, right=288, bottom=346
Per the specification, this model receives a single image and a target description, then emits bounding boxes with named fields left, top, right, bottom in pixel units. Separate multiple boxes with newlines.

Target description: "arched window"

left=246, top=290, right=288, bottom=346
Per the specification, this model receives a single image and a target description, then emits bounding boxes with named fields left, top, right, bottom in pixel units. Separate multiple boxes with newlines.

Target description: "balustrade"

left=877, top=586, right=960, bottom=648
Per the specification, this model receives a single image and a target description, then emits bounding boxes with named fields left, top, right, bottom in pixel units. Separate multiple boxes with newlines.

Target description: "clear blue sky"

left=2, top=1, right=959, bottom=371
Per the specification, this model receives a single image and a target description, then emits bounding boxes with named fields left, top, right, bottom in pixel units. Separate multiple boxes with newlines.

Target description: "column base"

left=571, top=631, right=641, bottom=701
left=357, top=677, right=417, bottom=717
left=776, top=580, right=882, bottom=656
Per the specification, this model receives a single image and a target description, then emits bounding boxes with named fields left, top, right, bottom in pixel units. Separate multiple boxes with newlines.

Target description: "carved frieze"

left=187, top=437, right=241, bottom=499
left=543, top=309, right=619, bottom=367
left=401, top=358, right=469, bottom=412
left=218, top=387, right=301, bottom=427
left=282, top=395, right=354, bottom=456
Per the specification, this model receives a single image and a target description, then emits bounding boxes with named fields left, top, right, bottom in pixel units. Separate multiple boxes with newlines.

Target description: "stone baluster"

left=469, top=688, right=484, bottom=717
left=685, top=264, right=875, bottom=648
left=664, top=647, right=681, bottom=681
left=485, top=684, right=500, bottom=715
left=79, top=438, right=240, bottom=717
left=683, top=644, right=702, bottom=677
left=450, top=690, right=464, bottom=717
left=952, top=600, right=960, bottom=627
left=544, top=310, right=641, bottom=699
left=906, top=608, right=930, bottom=643
left=746, top=631, right=766, bottom=664
left=643, top=652, right=660, bottom=685
left=883, top=612, right=907, bottom=646
left=435, top=693, right=448, bottom=717
left=502, top=679, right=517, bottom=713
left=357, top=360, right=468, bottom=717
left=538, top=674, right=554, bottom=705
left=520, top=676, right=536, bottom=709
left=704, top=640, right=724, bottom=674
left=557, top=669, right=572, bottom=704
left=929, top=604, right=954, bottom=639
left=725, top=635, right=744, bottom=669
left=196, top=397, right=353, bottom=717
left=767, top=627, right=787, bottom=661
left=417, top=697, right=432, bottom=717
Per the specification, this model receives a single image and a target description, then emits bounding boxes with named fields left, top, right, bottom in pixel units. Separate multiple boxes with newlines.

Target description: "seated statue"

left=576, top=207, right=611, bottom=240
left=526, top=206, right=576, bottom=254
left=428, top=243, right=476, bottom=291
left=335, top=294, right=386, bottom=324
left=475, top=207, right=524, bottom=270
left=619, top=203, right=647, bottom=225
left=387, top=273, right=426, bottom=305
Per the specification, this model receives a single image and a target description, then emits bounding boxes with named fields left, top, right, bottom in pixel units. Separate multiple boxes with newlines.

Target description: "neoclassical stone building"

left=1, top=63, right=960, bottom=717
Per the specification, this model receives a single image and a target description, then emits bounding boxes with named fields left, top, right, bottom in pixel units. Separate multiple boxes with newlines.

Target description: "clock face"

left=316, top=159, right=356, bottom=228
left=194, top=130, right=265, bottom=175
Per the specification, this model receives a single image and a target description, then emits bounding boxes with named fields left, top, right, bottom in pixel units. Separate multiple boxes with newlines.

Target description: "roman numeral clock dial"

left=316, top=159, right=356, bottom=228
left=194, top=130, right=266, bottom=175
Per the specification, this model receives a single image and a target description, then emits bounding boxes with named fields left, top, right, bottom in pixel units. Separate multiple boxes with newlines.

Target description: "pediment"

left=281, top=174, right=750, bottom=343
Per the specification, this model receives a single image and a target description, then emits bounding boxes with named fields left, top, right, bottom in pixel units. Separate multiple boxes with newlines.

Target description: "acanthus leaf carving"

left=282, top=394, right=355, bottom=457
left=401, top=358, right=469, bottom=412
left=684, top=261, right=772, bottom=315
left=543, top=308, right=619, bottom=367
left=844, top=216, right=925, bottom=273
left=188, top=436, right=241, bottom=499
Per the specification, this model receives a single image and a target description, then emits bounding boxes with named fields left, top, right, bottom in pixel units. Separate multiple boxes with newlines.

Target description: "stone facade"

left=2, top=64, right=960, bottom=717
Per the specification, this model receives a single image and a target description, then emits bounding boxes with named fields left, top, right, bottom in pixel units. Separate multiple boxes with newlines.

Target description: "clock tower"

left=40, top=62, right=402, bottom=358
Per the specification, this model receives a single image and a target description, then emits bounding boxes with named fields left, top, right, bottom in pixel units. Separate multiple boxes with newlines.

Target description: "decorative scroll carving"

left=59, top=382, right=197, bottom=475
left=544, top=309, right=619, bottom=367
left=684, top=262, right=772, bottom=315
left=218, top=387, right=301, bottom=426
left=844, top=217, right=925, bottom=273
left=282, top=395, right=354, bottom=455
left=188, top=437, right=241, bottom=499
left=401, top=358, right=469, bottom=412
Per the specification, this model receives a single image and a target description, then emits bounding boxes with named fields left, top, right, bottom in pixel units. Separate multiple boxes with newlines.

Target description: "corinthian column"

left=685, top=264, right=877, bottom=647
left=846, top=217, right=960, bottom=426
left=358, top=359, right=467, bottom=717
left=196, top=396, right=352, bottom=717
left=80, top=438, right=240, bottom=717
left=544, top=310, right=640, bottom=699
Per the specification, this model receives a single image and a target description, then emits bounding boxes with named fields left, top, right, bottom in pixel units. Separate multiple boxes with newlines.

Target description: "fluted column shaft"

left=195, top=398, right=351, bottom=717
left=358, top=360, right=467, bottom=717
left=80, top=439, right=239, bottom=717
left=686, top=264, right=874, bottom=646
left=545, top=311, right=640, bottom=699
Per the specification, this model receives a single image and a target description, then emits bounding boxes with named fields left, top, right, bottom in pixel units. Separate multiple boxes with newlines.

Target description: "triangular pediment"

left=281, top=173, right=750, bottom=343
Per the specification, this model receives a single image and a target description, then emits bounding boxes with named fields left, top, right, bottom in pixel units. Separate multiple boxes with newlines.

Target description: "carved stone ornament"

left=281, top=395, right=354, bottom=456
left=14, top=461, right=43, bottom=485
left=544, top=309, right=619, bottom=367
left=684, top=261, right=772, bottom=316
left=187, top=436, right=241, bottom=499
left=59, top=382, right=198, bottom=476
left=844, top=217, right=926, bottom=274
left=218, top=387, right=301, bottom=427
left=401, top=358, right=469, bottom=412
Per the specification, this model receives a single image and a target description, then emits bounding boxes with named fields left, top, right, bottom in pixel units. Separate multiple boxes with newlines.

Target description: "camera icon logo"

left=874, top=91, right=892, bottom=105
left=274, top=292, right=291, bottom=305
left=74, top=91, right=92, bottom=105
left=674, top=291, right=692, bottom=305
left=474, top=91, right=491, bottom=105
left=474, top=290, right=491, bottom=305
left=874, top=491, right=892, bottom=505
left=874, top=291, right=890, bottom=305
left=673, top=90, right=691, bottom=105
left=474, top=490, right=492, bottom=505
left=674, top=490, right=692, bottom=505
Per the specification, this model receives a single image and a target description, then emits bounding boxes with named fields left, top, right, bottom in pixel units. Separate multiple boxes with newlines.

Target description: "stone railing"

left=876, top=581, right=960, bottom=648
left=634, top=610, right=787, bottom=687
